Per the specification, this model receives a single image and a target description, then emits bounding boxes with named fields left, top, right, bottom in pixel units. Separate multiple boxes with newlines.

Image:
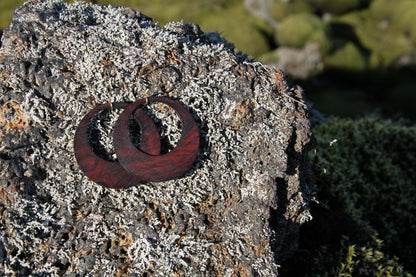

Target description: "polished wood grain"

left=113, top=97, right=199, bottom=182
left=73, top=102, right=161, bottom=188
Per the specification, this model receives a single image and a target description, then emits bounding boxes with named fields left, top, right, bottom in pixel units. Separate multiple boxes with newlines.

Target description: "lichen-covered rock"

left=0, top=0, right=312, bottom=276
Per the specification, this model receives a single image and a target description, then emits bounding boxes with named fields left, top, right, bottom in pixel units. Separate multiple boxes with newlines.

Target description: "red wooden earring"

left=113, top=96, right=199, bottom=182
left=73, top=102, right=161, bottom=189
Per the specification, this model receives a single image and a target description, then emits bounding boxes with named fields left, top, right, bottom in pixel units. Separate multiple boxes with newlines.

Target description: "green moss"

left=141, top=2, right=214, bottom=25
left=199, top=7, right=272, bottom=58
left=258, top=49, right=279, bottom=65
left=328, top=3, right=414, bottom=68
left=391, top=1, right=416, bottom=44
left=276, top=13, right=332, bottom=55
left=331, top=9, right=369, bottom=27
left=369, top=0, right=403, bottom=20
left=312, top=117, right=416, bottom=270
left=0, top=0, right=26, bottom=28
left=269, top=1, right=314, bottom=22
left=369, top=0, right=416, bottom=44
left=324, top=42, right=367, bottom=71
left=304, top=0, right=361, bottom=14
left=309, top=30, right=333, bottom=56
left=367, top=0, right=416, bottom=43
left=328, top=11, right=368, bottom=44
left=356, top=20, right=413, bottom=67
left=276, top=13, right=324, bottom=48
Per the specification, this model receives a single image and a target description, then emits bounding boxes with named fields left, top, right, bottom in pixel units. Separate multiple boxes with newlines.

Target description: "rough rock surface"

left=0, top=1, right=312, bottom=276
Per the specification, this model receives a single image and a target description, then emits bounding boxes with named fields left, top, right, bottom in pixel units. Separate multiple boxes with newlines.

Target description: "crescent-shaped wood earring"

left=113, top=96, right=200, bottom=182
left=74, top=64, right=199, bottom=188
left=73, top=102, right=161, bottom=188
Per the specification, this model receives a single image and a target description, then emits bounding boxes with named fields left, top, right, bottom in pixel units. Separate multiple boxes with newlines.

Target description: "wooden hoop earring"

left=73, top=102, right=161, bottom=188
left=113, top=96, right=199, bottom=182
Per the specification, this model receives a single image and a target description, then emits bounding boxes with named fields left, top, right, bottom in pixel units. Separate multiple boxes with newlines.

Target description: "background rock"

left=0, top=0, right=312, bottom=276
left=260, top=42, right=324, bottom=79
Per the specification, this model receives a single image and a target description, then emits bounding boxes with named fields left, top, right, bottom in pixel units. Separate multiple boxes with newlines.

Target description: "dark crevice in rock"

left=285, top=128, right=301, bottom=176
left=0, top=151, right=11, bottom=160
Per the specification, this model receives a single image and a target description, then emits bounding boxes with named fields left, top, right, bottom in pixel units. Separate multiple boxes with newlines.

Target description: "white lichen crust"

left=0, top=0, right=312, bottom=276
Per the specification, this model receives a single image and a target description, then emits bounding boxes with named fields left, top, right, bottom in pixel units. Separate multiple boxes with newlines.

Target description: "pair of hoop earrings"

left=73, top=66, right=200, bottom=189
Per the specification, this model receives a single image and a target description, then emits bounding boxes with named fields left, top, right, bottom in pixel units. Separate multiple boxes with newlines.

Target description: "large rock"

left=0, top=1, right=313, bottom=275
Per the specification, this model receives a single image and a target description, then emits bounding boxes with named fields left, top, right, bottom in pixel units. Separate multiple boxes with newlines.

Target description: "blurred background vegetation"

left=2, top=0, right=416, bottom=119
left=1, top=0, right=415, bottom=276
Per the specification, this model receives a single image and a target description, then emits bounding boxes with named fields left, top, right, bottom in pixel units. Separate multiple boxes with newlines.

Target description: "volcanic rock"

left=0, top=1, right=313, bottom=275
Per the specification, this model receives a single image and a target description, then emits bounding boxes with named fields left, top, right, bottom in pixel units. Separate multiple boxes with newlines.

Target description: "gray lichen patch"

left=0, top=0, right=312, bottom=276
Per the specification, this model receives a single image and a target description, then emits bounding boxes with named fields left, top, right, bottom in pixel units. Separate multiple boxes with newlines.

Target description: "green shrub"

left=337, top=240, right=410, bottom=277
left=304, top=236, right=412, bottom=277
left=276, top=13, right=332, bottom=54
left=281, top=117, right=416, bottom=276
left=311, top=117, right=416, bottom=271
